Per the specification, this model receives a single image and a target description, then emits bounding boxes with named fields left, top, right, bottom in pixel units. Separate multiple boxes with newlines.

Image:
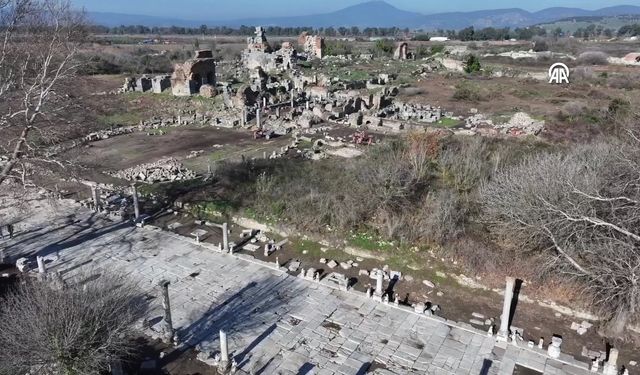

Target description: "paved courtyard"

left=1, top=198, right=593, bottom=375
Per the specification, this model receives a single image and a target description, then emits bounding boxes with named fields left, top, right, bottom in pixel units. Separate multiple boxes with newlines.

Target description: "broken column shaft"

left=498, top=276, right=515, bottom=340
left=256, top=108, right=261, bottom=129
left=36, top=256, right=46, bottom=280
left=375, top=270, right=384, bottom=296
left=222, top=222, right=229, bottom=252
left=159, top=280, right=174, bottom=342
left=220, top=329, right=229, bottom=363
left=91, top=186, right=100, bottom=212
left=36, top=256, right=46, bottom=273
left=131, top=184, right=140, bottom=220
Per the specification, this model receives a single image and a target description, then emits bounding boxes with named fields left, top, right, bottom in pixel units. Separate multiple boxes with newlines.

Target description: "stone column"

left=131, top=184, right=140, bottom=220
left=241, top=107, right=246, bottom=126
left=375, top=270, right=383, bottom=297
left=263, top=97, right=267, bottom=108
left=291, top=89, right=295, bottom=108
left=158, top=280, right=174, bottom=342
left=91, top=186, right=100, bottom=212
left=222, top=223, right=229, bottom=252
left=220, top=329, right=229, bottom=363
left=498, top=277, right=515, bottom=340
left=36, top=256, right=46, bottom=279
left=256, top=108, right=261, bottom=129
left=604, top=348, right=619, bottom=375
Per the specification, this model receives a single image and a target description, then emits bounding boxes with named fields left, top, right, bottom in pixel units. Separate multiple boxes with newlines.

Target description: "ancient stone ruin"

left=298, top=32, right=325, bottom=59
left=171, top=50, right=217, bottom=96
left=394, top=42, right=409, bottom=60
left=121, top=75, right=171, bottom=94
left=120, top=50, right=216, bottom=97
left=242, top=27, right=297, bottom=72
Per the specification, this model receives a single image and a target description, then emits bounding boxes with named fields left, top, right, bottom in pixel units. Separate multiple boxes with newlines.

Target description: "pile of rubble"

left=412, top=61, right=444, bottom=76
left=108, top=158, right=196, bottom=183
left=495, top=112, right=545, bottom=136
left=463, top=111, right=544, bottom=137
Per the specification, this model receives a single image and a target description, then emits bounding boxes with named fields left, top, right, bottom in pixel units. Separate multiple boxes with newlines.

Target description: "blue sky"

left=73, top=0, right=640, bottom=20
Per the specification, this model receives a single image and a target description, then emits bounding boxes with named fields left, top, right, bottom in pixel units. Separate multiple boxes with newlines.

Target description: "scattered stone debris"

left=422, top=280, right=435, bottom=288
left=570, top=321, right=593, bottom=335
left=494, top=112, right=545, bottom=136
left=288, top=260, right=301, bottom=273
left=107, top=158, right=196, bottom=183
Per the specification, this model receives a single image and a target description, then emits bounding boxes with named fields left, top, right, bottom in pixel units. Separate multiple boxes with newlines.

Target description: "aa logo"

left=549, top=63, right=570, bottom=84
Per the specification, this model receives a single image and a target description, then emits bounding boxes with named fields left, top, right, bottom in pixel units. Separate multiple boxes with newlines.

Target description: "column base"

left=496, top=332, right=509, bottom=342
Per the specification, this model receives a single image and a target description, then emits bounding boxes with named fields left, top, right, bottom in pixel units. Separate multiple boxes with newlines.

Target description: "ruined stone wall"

left=171, top=55, right=216, bottom=97
left=299, top=33, right=325, bottom=59
left=394, top=43, right=408, bottom=60
left=242, top=27, right=298, bottom=72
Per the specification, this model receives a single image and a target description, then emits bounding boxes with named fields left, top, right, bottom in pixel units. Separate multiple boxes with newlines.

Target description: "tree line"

left=90, top=23, right=640, bottom=40
left=617, top=23, right=640, bottom=36
left=91, top=24, right=550, bottom=41
left=90, top=25, right=411, bottom=37
left=452, top=26, right=548, bottom=41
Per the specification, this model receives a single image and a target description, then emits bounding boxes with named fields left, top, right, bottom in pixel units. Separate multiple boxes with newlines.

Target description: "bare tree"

left=439, top=135, right=492, bottom=193
left=0, top=0, right=86, bottom=186
left=0, top=272, right=147, bottom=374
left=481, top=140, right=640, bottom=335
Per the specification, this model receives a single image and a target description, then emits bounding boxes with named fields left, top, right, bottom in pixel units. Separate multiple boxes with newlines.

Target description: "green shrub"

left=412, top=34, right=431, bottom=41
left=463, top=54, right=481, bottom=74
left=430, top=44, right=445, bottom=54
left=452, top=83, right=482, bottom=101
left=371, top=39, right=395, bottom=57
left=324, top=40, right=353, bottom=56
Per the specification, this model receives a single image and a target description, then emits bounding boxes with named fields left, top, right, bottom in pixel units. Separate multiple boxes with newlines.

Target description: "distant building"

left=430, top=37, right=449, bottom=42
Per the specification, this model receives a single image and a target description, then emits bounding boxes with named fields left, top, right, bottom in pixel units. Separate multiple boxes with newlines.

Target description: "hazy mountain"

left=88, top=1, right=640, bottom=30
left=537, top=14, right=640, bottom=33
left=89, top=12, right=198, bottom=28
left=223, top=1, right=424, bottom=28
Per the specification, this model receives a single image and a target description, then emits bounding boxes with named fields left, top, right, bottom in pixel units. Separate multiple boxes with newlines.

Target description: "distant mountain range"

left=88, top=1, right=640, bottom=30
